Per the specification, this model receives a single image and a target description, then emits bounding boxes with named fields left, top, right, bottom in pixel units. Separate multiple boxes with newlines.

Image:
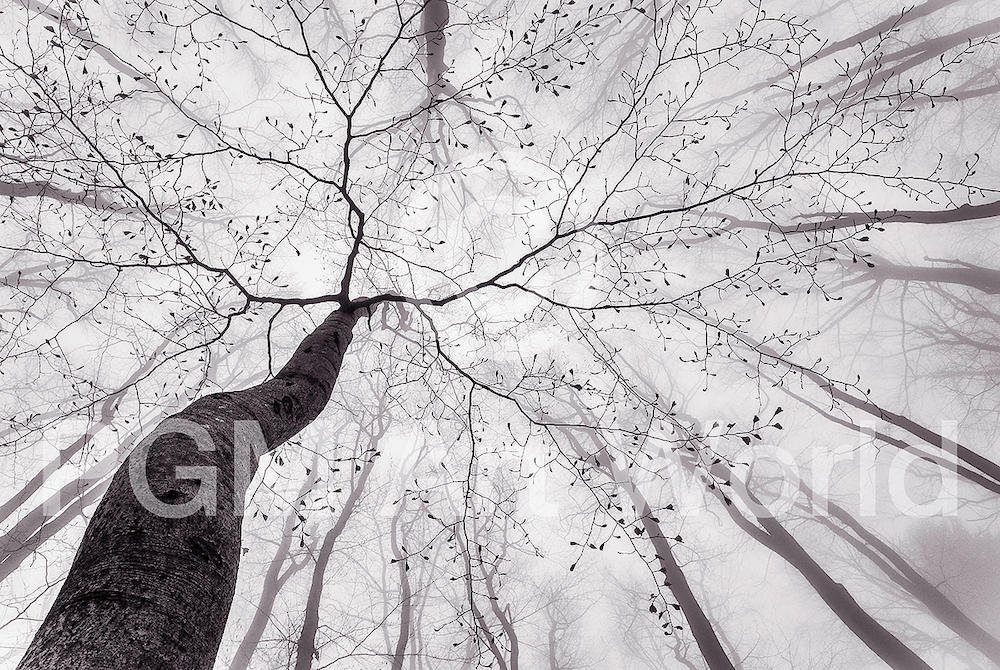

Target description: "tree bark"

left=17, top=308, right=359, bottom=670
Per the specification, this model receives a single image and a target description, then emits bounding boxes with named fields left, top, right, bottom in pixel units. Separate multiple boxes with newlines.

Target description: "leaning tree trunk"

left=558, top=422, right=739, bottom=670
left=17, top=308, right=360, bottom=670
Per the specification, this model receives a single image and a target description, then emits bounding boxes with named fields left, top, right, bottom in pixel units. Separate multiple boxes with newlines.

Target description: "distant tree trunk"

left=456, top=531, right=512, bottom=670
left=421, top=0, right=450, bottom=89
left=226, top=508, right=307, bottom=670
left=228, top=454, right=320, bottom=670
left=389, top=500, right=413, bottom=670
left=704, top=462, right=933, bottom=670
left=17, top=308, right=359, bottom=670
left=0, top=337, right=170, bottom=525
left=546, top=619, right=560, bottom=670
left=559, top=425, right=738, bottom=670
left=800, top=482, right=1000, bottom=665
left=480, top=562, right=519, bottom=670
left=667, top=410, right=933, bottom=669
left=603, top=458, right=738, bottom=670
left=0, top=480, right=107, bottom=582
left=293, top=451, right=376, bottom=670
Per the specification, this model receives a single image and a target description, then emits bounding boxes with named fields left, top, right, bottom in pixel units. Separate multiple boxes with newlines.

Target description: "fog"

left=1, top=0, right=999, bottom=668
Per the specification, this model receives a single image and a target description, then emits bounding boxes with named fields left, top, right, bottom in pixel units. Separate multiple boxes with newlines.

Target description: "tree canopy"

left=3, top=0, right=1000, bottom=668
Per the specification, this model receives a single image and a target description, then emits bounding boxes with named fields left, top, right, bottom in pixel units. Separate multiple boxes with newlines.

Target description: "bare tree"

left=3, top=0, right=1000, bottom=668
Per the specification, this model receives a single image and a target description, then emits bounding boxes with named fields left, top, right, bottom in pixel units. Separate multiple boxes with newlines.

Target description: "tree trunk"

left=669, top=410, right=932, bottom=669
left=228, top=454, right=320, bottom=670
left=0, top=480, right=107, bottom=582
left=801, top=483, right=1000, bottom=665
left=603, top=458, right=738, bottom=670
left=389, top=500, right=413, bottom=670
left=704, top=461, right=933, bottom=670
left=480, top=563, right=519, bottom=670
left=558, top=424, right=738, bottom=670
left=293, top=452, right=376, bottom=670
left=0, top=339, right=165, bottom=525
left=17, top=308, right=359, bottom=670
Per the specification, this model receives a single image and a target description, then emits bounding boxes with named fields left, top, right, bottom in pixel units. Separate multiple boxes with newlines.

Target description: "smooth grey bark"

left=2, top=371, right=264, bottom=578
left=631, top=496, right=736, bottom=670
left=846, top=255, right=1000, bottom=295
left=607, top=469, right=738, bottom=670
left=546, top=620, right=559, bottom=670
left=711, top=0, right=963, bottom=108
left=17, top=308, right=359, bottom=670
left=721, top=199, right=1000, bottom=235
left=804, top=368, right=1000, bottom=488
left=0, top=467, right=114, bottom=580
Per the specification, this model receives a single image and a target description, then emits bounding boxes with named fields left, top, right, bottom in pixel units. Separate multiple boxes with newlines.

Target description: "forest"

left=2, top=0, right=1000, bottom=668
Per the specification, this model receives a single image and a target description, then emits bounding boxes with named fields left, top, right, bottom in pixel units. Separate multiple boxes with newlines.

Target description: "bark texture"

left=17, top=308, right=359, bottom=670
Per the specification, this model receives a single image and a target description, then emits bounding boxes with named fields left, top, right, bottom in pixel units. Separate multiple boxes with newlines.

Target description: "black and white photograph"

left=1, top=0, right=1000, bottom=667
